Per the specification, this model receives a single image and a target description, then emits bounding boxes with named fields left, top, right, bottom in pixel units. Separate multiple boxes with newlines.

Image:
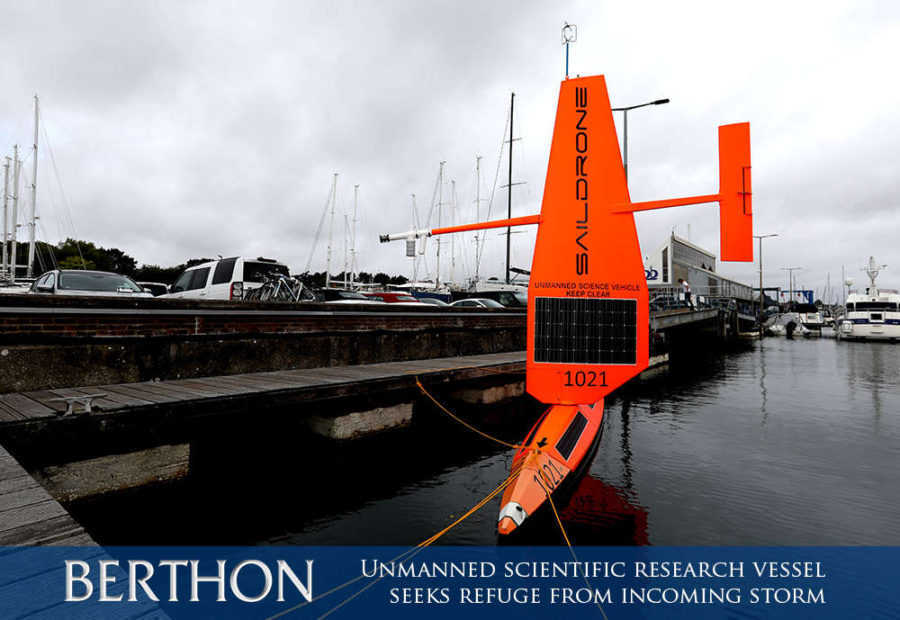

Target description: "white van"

left=163, top=257, right=290, bottom=300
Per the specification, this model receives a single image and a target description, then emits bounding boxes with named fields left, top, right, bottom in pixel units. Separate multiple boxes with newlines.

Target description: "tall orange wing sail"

left=377, top=73, right=754, bottom=538
left=527, top=76, right=648, bottom=405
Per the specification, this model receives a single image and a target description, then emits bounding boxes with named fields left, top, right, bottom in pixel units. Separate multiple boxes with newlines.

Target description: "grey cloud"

left=0, top=0, right=897, bottom=298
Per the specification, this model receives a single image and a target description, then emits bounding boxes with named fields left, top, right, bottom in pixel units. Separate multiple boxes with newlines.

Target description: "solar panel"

left=555, top=411, right=588, bottom=460
left=534, top=297, right=637, bottom=364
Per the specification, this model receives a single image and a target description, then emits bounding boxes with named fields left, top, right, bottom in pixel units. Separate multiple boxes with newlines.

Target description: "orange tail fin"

left=718, top=122, right=752, bottom=261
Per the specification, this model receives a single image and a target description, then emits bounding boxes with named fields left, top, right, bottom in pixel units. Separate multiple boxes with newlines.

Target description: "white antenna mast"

left=325, top=172, right=337, bottom=288
left=26, top=95, right=38, bottom=278
left=863, top=256, right=887, bottom=293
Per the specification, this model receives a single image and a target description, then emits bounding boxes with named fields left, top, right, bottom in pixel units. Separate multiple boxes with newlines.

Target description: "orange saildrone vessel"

left=380, top=74, right=753, bottom=536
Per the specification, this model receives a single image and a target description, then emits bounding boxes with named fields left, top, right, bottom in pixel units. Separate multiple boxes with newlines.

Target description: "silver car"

left=449, top=298, right=505, bottom=308
left=30, top=270, right=153, bottom=298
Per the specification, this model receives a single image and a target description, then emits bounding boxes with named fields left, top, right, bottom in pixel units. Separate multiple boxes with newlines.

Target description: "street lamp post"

left=612, top=98, right=670, bottom=186
left=754, top=233, right=778, bottom=338
left=781, top=266, right=802, bottom=311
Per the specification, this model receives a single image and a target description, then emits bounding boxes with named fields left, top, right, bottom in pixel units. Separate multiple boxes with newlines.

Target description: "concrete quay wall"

left=0, top=296, right=526, bottom=393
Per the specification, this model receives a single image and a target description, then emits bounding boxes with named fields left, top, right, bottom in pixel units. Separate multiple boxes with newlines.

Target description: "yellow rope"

left=537, top=476, right=609, bottom=620
left=417, top=459, right=525, bottom=548
left=316, top=577, right=382, bottom=620
left=269, top=463, right=526, bottom=620
left=415, top=377, right=524, bottom=449
left=315, top=465, right=525, bottom=618
left=274, top=377, right=592, bottom=619
left=266, top=548, right=413, bottom=620
left=537, top=473, right=574, bottom=548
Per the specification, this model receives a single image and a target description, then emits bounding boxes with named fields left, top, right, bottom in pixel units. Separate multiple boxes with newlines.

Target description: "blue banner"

left=1, top=546, right=897, bottom=619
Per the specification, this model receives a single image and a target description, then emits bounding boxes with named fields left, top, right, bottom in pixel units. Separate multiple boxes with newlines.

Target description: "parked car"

left=29, top=270, right=152, bottom=298
left=162, top=257, right=289, bottom=300
left=363, top=292, right=430, bottom=306
left=137, top=281, right=170, bottom=297
left=449, top=298, right=505, bottom=308
left=416, top=297, right=449, bottom=307
left=316, top=289, right=385, bottom=305
left=451, top=290, right=527, bottom=308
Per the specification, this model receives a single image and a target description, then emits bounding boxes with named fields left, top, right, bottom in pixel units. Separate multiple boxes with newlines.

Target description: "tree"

left=103, top=247, right=137, bottom=275
left=58, top=255, right=95, bottom=270
left=22, top=237, right=415, bottom=287
left=133, top=264, right=184, bottom=284
left=35, top=238, right=138, bottom=276
left=297, top=271, right=327, bottom=288
left=185, top=258, right=215, bottom=268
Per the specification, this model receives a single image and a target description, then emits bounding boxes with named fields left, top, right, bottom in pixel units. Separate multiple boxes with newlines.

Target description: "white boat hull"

left=837, top=320, right=900, bottom=342
left=838, top=257, right=899, bottom=342
left=769, top=313, right=816, bottom=337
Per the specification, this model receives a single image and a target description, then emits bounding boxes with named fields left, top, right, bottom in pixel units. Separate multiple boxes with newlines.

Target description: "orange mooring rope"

left=272, top=379, right=597, bottom=619
left=312, top=463, right=527, bottom=619
left=415, top=377, right=525, bottom=450
left=537, top=476, right=609, bottom=620
left=268, top=462, right=527, bottom=620
left=416, top=458, right=526, bottom=548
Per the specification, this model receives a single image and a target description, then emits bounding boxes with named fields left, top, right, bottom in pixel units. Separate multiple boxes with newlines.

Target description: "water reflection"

left=560, top=476, right=649, bottom=545
left=599, top=338, right=900, bottom=545
left=618, top=399, right=634, bottom=491
left=845, top=341, right=899, bottom=431
left=498, top=473, right=649, bottom=547
left=759, top=341, right=769, bottom=426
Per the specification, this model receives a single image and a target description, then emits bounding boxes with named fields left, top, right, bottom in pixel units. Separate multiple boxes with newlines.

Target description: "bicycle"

left=244, top=272, right=315, bottom=303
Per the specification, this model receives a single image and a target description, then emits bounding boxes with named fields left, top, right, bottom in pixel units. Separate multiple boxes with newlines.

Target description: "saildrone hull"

left=497, top=400, right=605, bottom=537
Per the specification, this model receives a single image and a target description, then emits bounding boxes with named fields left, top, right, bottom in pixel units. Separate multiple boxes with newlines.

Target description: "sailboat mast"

left=2, top=157, right=9, bottom=279
left=450, top=179, right=456, bottom=284
left=435, top=161, right=444, bottom=289
left=841, top=265, right=846, bottom=303
left=10, top=146, right=20, bottom=283
left=506, top=92, right=514, bottom=284
left=351, top=184, right=359, bottom=286
left=343, top=214, right=349, bottom=289
left=410, top=193, right=418, bottom=283
left=474, top=155, right=481, bottom=283
left=26, top=95, right=38, bottom=278
left=325, top=172, right=337, bottom=288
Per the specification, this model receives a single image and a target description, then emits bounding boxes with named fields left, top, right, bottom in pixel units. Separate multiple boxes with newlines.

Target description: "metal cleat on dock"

left=47, top=394, right=108, bottom=416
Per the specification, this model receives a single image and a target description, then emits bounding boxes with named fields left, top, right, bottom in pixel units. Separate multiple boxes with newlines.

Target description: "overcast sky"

left=2, top=0, right=898, bottom=300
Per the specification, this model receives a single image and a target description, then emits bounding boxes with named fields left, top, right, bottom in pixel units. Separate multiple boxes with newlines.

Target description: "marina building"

left=643, top=233, right=753, bottom=301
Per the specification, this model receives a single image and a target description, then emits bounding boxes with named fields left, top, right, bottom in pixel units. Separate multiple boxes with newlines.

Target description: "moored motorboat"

left=837, top=257, right=899, bottom=342
left=770, top=313, right=815, bottom=338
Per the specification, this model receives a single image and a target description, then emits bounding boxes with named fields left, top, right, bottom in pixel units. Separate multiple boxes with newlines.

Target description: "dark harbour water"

left=69, top=337, right=900, bottom=546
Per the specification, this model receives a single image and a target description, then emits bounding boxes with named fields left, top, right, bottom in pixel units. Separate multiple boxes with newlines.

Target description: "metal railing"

left=649, top=283, right=751, bottom=300
left=648, top=285, right=759, bottom=319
